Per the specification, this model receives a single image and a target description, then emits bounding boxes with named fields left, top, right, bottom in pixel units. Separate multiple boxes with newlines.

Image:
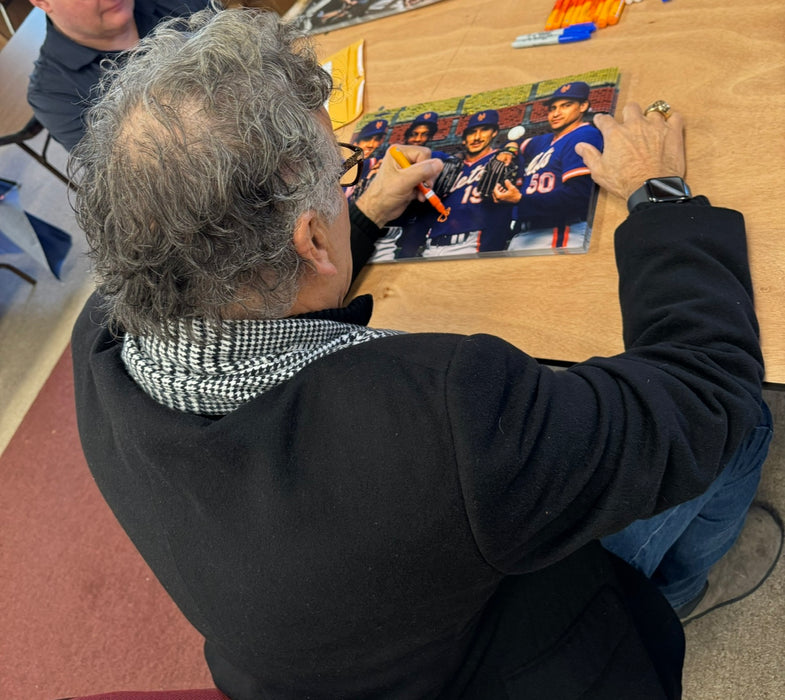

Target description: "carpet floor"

left=0, top=347, right=213, bottom=700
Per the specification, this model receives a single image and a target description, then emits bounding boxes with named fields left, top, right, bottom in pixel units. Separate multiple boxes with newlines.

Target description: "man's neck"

left=465, top=148, right=494, bottom=165
left=552, top=120, right=585, bottom=141
left=53, top=19, right=140, bottom=53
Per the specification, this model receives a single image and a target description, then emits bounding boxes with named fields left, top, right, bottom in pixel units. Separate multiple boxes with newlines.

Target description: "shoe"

left=679, top=502, right=783, bottom=626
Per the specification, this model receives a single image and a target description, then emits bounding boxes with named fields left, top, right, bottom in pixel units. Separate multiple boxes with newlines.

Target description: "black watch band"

left=627, top=176, right=693, bottom=214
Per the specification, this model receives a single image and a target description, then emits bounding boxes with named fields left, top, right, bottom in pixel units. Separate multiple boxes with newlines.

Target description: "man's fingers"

left=407, top=158, right=444, bottom=187
left=590, top=112, right=617, bottom=139
left=665, top=111, right=685, bottom=134
left=391, top=144, right=432, bottom=164
left=575, top=142, right=602, bottom=170
left=382, top=145, right=443, bottom=185
left=622, top=102, right=644, bottom=122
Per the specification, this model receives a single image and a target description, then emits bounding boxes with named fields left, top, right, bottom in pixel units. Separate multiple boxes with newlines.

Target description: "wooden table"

left=308, top=0, right=785, bottom=386
left=0, top=6, right=42, bottom=138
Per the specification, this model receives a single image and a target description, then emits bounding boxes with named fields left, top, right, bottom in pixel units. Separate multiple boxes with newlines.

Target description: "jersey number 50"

left=526, top=172, right=556, bottom=195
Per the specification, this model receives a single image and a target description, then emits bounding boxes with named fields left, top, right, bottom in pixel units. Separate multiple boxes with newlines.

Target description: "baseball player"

left=345, top=118, right=388, bottom=203
left=403, top=111, right=438, bottom=147
left=418, top=109, right=520, bottom=258
left=355, top=117, right=388, bottom=159
left=500, top=82, right=604, bottom=252
left=402, top=110, right=450, bottom=162
left=383, top=112, right=450, bottom=260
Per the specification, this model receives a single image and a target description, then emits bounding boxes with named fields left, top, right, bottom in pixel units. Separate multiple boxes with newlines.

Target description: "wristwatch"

left=627, top=176, right=693, bottom=214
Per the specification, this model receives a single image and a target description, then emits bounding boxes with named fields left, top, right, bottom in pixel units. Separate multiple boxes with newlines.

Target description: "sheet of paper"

left=321, top=39, right=365, bottom=131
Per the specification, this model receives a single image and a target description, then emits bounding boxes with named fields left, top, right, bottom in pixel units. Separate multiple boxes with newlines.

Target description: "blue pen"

left=512, top=23, right=596, bottom=49
left=513, top=23, right=596, bottom=42
left=512, top=30, right=593, bottom=49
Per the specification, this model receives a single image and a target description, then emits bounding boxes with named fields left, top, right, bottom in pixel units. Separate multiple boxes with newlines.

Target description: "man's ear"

left=29, top=0, right=52, bottom=12
left=292, top=210, right=338, bottom=277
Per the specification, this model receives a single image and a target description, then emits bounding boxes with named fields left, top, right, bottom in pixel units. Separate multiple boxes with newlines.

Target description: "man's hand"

left=492, top=179, right=521, bottom=204
left=575, top=103, right=686, bottom=201
left=355, top=145, right=444, bottom=226
left=495, top=150, right=514, bottom=166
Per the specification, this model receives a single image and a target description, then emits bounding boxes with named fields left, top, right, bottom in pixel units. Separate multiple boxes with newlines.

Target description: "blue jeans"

left=602, top=401, right=774, bottom=609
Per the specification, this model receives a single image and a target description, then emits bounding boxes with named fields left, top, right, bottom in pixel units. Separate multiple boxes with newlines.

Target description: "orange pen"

left=588, top=0, right=604, bottom=23
left=388, top=146, right=450, bottom=221
left=545, top=0, right=564, bottom=30
left=577, top=0, right=594, bottom=23
left=596, top=0, right=614, bottom=28
left=607, top=0, right=625, bottom=25
left=561, top=0, right=576, bottom=27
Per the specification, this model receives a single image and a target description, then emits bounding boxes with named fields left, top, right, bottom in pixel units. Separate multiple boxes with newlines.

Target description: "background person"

left=70, top=8, right=778, bottom=698
left=353, top=117, right=388, bottom=159
left=27, top=0, right=208, bottom=151
left=403, top=111, right=438, bottom=146
left=345, top=117, right=388, bottom=201
left=401, top=111, right=449, bottom=160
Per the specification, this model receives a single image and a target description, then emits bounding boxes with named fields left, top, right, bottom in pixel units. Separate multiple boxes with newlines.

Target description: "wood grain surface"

left=0, top=6, right=43, bottom=135
left=308, top=0, right=785, bottom=382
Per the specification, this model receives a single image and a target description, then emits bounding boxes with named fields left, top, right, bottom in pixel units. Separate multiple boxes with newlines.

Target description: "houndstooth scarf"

left=122, top=296, right=402, bottom=416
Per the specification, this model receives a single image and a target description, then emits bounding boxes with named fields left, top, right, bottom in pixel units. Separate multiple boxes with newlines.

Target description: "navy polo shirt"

left=27, top=0, right=207, bottom=152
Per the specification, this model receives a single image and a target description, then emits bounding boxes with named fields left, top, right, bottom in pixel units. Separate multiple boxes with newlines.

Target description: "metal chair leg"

left=0, top=262, right=37, bottom=285
left=0, top=3, right=15, bottom=36
left=17, top=140, right=75, bottom=190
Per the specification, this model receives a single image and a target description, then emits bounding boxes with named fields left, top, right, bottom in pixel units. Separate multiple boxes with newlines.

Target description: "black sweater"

left=72, top=203, right=763, bottom=698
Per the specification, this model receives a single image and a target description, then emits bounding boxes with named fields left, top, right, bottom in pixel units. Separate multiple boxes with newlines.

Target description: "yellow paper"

left=321, top=40, right=365, bottom=131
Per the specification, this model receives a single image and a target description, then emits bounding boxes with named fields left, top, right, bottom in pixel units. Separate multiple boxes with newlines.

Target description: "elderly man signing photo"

left=70, top=7, right=781, bottom=699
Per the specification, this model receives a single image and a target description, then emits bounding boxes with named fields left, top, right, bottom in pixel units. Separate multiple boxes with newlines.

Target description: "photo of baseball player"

left=290, top=0, right=448, bottom=36
left=417, top=109, right=521, bottom=258
left=370, top=112, right=449, bottom=261
left=355, top=117, right=388, bottom=159
left=502, top=81, right=604, bottom=252
left=403, top=111, right=438, bottom=146
left=347, top=70, right=619, bottom=263
left=344, top=118, right=388, bottom=202
left=310, top=0, right=371, bottom=28
left=401, top=111, right=450, bottom=161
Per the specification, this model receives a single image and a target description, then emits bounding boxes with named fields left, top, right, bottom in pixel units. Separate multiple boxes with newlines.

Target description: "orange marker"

left=562, top=0, right=576, bottom=27
left=588, top=0, right=604, bottom=23
left=546, top=0, right=571, bottom=30
left=545, top=0, right=564, bottom=30
left=596, top=0, right=614, bottom=28
left=388, top=146, right=450, bottom=221
left=607, top=0, right=625, bottom=25
left=578, top=0, right=594, bottom=23
left=552, top=0, right=570, bottom=29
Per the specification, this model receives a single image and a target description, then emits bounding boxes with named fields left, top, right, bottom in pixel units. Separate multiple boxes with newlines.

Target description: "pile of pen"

left=512, top=0, right=669, bottom=49
left=545, top=0, right=627, bottom=30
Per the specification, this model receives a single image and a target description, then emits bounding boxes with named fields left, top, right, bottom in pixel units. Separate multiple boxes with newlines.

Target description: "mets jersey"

left=426, top=150, right=516, bottom=253
left=517, top=122, right=603, bottom=229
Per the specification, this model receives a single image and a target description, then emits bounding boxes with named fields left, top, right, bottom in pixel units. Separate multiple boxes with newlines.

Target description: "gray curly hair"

left=70, top=6, right=343, bottom=339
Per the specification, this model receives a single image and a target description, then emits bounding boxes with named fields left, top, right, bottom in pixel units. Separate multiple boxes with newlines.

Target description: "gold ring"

left=645, top=100, right=671, bottom=119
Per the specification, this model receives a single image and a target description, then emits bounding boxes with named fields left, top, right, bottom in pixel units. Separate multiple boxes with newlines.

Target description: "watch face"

left=646, top=177, right=691, bottom=201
